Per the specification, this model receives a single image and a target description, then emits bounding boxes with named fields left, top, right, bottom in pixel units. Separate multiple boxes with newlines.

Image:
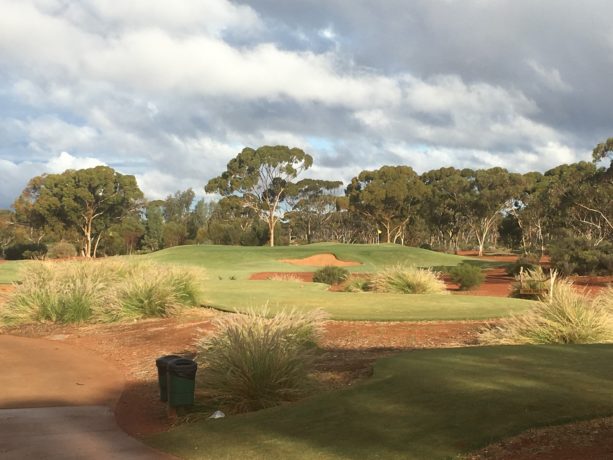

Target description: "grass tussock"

left=196, top=308, right=326, bottom=414
left=510, top=266, right=551, bottom=299
left=1, top=259, right=205, bottom=325
left=266, top=273, right=303, bottom=282
left=481, top=283, right=613, bottom=345
left=371, top=264, right=448, bottom=294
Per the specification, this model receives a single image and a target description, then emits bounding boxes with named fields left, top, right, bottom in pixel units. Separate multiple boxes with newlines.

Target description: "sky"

left=1, top=0, right=612, bottom=208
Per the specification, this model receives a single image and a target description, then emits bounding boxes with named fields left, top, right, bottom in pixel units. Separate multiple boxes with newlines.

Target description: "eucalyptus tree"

left=13, top=166, right=143, bottom=257
left=206, top=146, right=313, bottom=247
left=462, top=168, right=523, bottom=256
left=421, top=167, right=471, bottom=252
left=285, top=178, right=343, bottom=243
left=347, top=165, right=426, bottom=244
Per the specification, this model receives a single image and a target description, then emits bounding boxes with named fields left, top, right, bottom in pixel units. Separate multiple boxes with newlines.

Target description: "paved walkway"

left=0, top=335, right=174, bottom=459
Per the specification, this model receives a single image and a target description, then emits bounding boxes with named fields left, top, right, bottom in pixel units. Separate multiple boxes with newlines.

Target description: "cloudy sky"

left=1, top=0, right=612, bottom=207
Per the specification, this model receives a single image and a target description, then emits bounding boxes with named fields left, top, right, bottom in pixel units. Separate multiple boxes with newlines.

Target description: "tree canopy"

left=205, top=145, right=313, bottom=246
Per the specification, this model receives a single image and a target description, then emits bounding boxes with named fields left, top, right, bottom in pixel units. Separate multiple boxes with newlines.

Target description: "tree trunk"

left=268, top=217, right=275, bottom=247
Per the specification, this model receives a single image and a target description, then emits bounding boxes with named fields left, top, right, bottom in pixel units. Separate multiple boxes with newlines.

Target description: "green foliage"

left=4, top=243, right=47, bottom=260
left=342, top=277, right=372, bottom=292
left=312, top=265, right=349, bottom=285
left=507, top=254, right=540, bottom=276
left=347, top=165, right=426, bottom=243
left=13, top=166, right=144, bottom=258
left=206, top=145, right=313, bottom=247
left=46, top=241, right=77, bottom=259
left=448, top=263, right=485, bottom=290
left=550, top=237, right=613, bottom=275
left=196, top=309, right=325, bottom=413
left=481, top=283, right=613, bottom=344
left=1, top=259, right=204, bottom=325
left=371, top=264, right=448, bottom=294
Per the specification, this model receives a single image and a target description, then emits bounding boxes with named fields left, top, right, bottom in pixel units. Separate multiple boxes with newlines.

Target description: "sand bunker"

left=279, top=253, right=361, bottom=267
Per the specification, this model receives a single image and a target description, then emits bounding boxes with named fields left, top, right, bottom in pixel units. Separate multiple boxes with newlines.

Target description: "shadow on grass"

left=147, top=344, right=613, bottom=460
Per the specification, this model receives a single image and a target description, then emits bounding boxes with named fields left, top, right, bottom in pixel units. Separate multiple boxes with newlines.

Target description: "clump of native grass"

left=266, top=273, right=303, bottom=282
left=510, top=266, right=551, bottom=299
left=370, top=264, right=448, bottom=294
left=481, top=281, right=613, bottom=345
left=1, top=259, right=205, bottom=325
left=196, top=308, right=326, bottom=414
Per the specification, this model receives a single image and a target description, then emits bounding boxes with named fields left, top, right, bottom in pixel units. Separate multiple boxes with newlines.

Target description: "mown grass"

left=203, top=280, right=531, bottom=321
left=148, top=244, right=530, bottom=321
left=148, top=344, right=613, bottom=460
left=147, top=243, right=483, bottom=279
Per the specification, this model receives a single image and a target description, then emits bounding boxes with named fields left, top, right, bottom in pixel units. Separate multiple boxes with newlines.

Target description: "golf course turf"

left=148, top=344, right=613, bottom=459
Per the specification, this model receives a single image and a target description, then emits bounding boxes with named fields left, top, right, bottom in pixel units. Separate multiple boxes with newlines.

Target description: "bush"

left=550, top=237, right=613, bottom=276
left=371, top=264, right=448, bottom=294
left=448, top=263, right=485, bottom=290
left=4, top=243, right=47, bottom=260
left=47, top=241, right=77, bottom=259
left=313, top=266, right=349, bottom=285
left=510, top=266, right=551, bottom=299
left=343, top=277, right=372, bottom=292
left=1, top=259, right=205, bottom=325
left=480, top=282, right=613, bottom=345
left=196, top=309, right=325, bottom=413
left=506, top=254, right=540, bottom=276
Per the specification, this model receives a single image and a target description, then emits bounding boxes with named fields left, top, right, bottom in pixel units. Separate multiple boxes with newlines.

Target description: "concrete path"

left=0, top=335, right=174, bottom=459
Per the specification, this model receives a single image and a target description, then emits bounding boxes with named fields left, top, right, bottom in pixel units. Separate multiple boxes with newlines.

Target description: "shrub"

left=47, top=241, right=77, bottom=259
left=313, top=266, right=349, bottom=285
left=506, top=254, right=540, bottom=276
left=480, top=282, right=613, bottom=345
left=371, top=264, right=448, bottom=294
left=510, top=266, right=551, bottom=299
left=1, top=259, right=205, bottom=325
left=550, top=237, right=613, bottom=276
left=196, top=309, right=325, bottom=413
left=448, top=263, right=485, bottom=290
left=343, top=277, right=372, bottom=292
left=4, top=243, right=47, bottom=260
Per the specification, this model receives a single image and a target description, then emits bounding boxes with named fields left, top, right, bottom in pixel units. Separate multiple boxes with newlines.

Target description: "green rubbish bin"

left=155, top=355, right=181, bottom=402
left=167, top=358, right=198, bottom=407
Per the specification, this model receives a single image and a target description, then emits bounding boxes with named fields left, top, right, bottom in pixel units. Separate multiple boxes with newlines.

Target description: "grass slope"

left=149, top=344, right=613, bottom=460
left=148, top=243, right=481, bottom=278
left=205, top=280, right=530, bottom=321
left=149, top=244, right=529, bottom=321
left=0, top=261, right=25, bottom=284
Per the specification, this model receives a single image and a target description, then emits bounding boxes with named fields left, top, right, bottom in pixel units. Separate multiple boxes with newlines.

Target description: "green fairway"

left=0, top=261, right=24, bottom=284
left=147, top=243, right=483, bottom=278
left=148, top=344, right=613, bottom=459
left=204, top=280, right=530, bottom=321
left=148, top=244, right=529, bottom=321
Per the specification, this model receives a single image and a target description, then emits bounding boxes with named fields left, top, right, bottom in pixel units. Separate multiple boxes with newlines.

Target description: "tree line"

left=1, top=141, right=611, bottom=272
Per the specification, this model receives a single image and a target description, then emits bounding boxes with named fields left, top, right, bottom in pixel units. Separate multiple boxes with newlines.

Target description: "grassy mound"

left=148, top=344, right=613, bottom=459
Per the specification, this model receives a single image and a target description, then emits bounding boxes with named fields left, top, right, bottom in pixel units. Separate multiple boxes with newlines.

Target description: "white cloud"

left=0, top=153, right=105, bottom=207
left=527, top=60, right=572, bottom=92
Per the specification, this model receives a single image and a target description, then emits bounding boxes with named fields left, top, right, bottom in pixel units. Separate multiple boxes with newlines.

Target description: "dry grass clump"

left=266, top=273, right=303, bottom=282
left=1, top=259, right=205, bottom=325
left=196, top=308, right=326, bottom=414
left=371, top=264, right=448, bottom=294
left=510, top=266, right=551, bottom=299
left=481, top=283, right=613, bottom=345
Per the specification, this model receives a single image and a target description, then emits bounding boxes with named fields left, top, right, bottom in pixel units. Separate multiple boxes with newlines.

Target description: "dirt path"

left=0, top=334, right=173, bottom=459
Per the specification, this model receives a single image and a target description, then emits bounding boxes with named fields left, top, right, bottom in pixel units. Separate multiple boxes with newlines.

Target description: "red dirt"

left=279, top=253, right=361, bottom=267
left=249, top=271, right=314, bottom=281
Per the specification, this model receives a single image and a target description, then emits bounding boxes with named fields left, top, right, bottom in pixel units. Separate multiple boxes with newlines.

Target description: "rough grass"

left=371, top=264, right=448, bottom=294
left=196, top=309, right=325, bottom=413
left=1, top=259, right=205, bottom=325
left=266, top=274, right=303, bottom=282
left=448, top=263, right=485, bottom=290
left=481, top=283, right=613, bottom=345
left=510, top=266, right=551, bottom=299
left=148, top=344, right=613, bottom=460
left=312, top=266, right=349, bottom=285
